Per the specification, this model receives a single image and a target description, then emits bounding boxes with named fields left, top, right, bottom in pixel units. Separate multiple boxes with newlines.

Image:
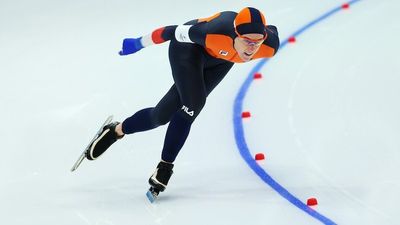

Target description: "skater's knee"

left=152, top=108, right=173, bottom=126
left=179, top=100, right=205, bottom=122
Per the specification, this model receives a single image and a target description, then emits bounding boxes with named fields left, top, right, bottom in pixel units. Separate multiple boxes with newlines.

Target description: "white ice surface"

left=1, top=0, right=399, bottom=224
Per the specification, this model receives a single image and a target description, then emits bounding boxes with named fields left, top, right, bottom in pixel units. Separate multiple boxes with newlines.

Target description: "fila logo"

left=181, top=105, right=194, bottom=117
left=219, top=50, right=229, bottom=56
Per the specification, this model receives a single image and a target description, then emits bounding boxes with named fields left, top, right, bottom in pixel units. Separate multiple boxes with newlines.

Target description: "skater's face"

left=234, top=33, right=265, bottom=62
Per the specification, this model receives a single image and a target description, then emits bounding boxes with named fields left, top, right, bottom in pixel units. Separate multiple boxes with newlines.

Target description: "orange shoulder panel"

left=252, top=44, right=275, bottom=59
left=198, top=13, right=221, bottom=23
left=204, top=34, right=243, bottom=62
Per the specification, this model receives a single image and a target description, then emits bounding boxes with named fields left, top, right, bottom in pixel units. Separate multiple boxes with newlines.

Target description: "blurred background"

left=1, top=0, right=399, bottom=224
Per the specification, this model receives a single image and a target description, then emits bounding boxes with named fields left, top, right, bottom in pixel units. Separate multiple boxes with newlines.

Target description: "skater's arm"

left=119, top=24, right=207, bottom=56
left=141, top=24, right=206, bottom=45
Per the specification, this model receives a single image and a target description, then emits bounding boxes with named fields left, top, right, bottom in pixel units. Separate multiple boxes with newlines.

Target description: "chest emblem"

left=219, top=50, right=229, bottom=56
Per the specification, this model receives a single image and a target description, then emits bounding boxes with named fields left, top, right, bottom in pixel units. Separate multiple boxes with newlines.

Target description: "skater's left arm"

left=118, top=24, right=207, bottom=56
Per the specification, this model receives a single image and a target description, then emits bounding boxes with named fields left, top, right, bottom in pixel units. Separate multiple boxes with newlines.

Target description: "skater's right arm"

left=118, top=23, right=207, bottom=56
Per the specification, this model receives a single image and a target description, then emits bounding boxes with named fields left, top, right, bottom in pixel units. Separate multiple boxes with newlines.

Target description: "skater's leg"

left=160, top=41, right=207, bottom=163
left=204, top=61, right=234, bottom=96
left=160, top=112, right=193, bottom=162
left=159, top=56, right=234, bottom=162
left=86, top=85, right=181, bottom=160
left=148, top=41, right=206, bottom=192
left=121, top=85, right=181, bottom=135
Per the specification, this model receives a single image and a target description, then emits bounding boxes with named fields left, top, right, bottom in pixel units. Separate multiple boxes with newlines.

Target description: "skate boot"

left=148, top=161, right=174, bottom=192
left=86, top=122, right=124, bottom=160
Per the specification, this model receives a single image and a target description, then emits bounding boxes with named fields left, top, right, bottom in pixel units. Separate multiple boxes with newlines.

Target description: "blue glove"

left=119, top=37, right=144, bottom=56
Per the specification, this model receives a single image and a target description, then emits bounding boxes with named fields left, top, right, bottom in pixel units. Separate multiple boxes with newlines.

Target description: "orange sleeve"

left=197, top=13, right=221, bottom=23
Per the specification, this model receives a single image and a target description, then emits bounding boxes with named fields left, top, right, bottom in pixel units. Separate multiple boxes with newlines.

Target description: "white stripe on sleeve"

left=140, top=34, right=155, bottom=47
left=174, top=25, right=194, bottom=43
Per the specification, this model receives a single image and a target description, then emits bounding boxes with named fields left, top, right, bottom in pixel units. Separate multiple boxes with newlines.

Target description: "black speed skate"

left=86, top=121, right=124, bottom=160
left=146, top=161, right=174, bottom=203
left=71, top=115, right=124, bottom=172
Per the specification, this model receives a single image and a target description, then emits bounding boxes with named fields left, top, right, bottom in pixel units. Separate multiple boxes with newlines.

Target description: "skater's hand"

left=119, top=38, right=143, bottom=56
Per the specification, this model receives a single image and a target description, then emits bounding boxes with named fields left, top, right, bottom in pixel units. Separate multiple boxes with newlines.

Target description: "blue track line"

left=233, top=1, right=361, bottom=224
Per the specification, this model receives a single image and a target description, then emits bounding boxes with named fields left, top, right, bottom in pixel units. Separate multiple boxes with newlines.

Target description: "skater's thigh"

left=204, top=62, right=234, bottom=96
left=168, top=41, right=207, bottom=109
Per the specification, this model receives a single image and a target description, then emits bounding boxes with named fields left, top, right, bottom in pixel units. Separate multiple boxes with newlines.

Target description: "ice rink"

left=1, top=0, right=399, bottom=224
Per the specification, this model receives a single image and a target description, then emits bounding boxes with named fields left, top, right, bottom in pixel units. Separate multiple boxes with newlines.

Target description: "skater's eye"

left=240, top=38, right=263, bottom=47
